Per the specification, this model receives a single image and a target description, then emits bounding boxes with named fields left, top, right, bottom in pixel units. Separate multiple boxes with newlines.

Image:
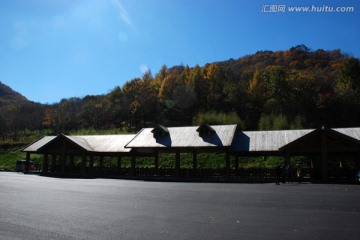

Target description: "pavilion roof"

left=125, top=124, right=238, bottom=148
left=23, top=134, right=136, bottom=153
left=22, top=126, right=360, bottom=155
left=230, top=129, right=314, bottom=153
left=333, top=127, right=360, bottom=141
left=22, top=136, right=57, bottom=153
left=65, top=135, right=136, bottom=152
left=230, top=127, right=360, bottom=154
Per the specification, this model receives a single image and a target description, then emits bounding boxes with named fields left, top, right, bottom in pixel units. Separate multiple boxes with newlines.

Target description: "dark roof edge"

left=124, top=128, right=145, bottom=148
left=22, top=135, right=48, bottom=152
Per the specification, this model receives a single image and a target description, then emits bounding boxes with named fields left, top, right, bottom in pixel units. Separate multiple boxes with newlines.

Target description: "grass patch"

left=0, top=150, right=25, bottom=170
left=0, top=149, right=43, bottom=171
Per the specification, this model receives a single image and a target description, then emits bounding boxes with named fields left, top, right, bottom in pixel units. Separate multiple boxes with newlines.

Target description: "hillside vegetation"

left=1, top=45, right=360, bottom=146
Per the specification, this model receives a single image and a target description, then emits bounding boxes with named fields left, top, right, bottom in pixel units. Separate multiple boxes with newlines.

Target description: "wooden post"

left=51, top=154, right=57, bottom=173
left=69, top=155, right=74, bottom=173
left=225, top=151, right=230, bottom=177
left=263, top=156, right=268, bottom=178
left=81, top=155, right=87, bottom=176
left=99, top=156, right=104, bottom=174
left=235, top=156, right=239, bottom=170
left=321, top=133, right=328, bottom=180
left=60, top=154, right=66, bottom=174
left=175, top=151, right=180, bottom=177
left=89, top=156, right=94, bottom=175
left=25, top=152, right=31, bottom=173
left=117, top=156, right=122, bottom=174
left=154, top=150, right=159, bottom=175
left=284, top=152, right=290, bottom=182
left=192, top=149, right=197, bottom=177
left=60, top=141, right=66, bottom=174
left=42, top=154, right=49, bottom=173
left=131, top=155, right=136, bottom=176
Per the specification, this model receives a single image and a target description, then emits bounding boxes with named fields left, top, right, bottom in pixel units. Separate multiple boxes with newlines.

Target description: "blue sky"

left=0, top=0, right=359, bottom=104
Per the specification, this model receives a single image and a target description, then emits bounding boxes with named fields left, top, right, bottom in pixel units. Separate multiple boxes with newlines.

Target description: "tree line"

left=1, top=45, right=360, bottom=140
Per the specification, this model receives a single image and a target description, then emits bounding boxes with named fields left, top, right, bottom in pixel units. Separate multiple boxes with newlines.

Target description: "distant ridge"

left=1, top=46, right=359, bottom=135
left=0, top=81, right=29, bottom=105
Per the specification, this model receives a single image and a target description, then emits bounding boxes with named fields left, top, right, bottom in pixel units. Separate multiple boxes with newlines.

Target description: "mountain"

left=0, top=81, right=29, bottom=106
left=1, top=45, right=360, bottom=137
left=0, top=82, right=45, bottom=136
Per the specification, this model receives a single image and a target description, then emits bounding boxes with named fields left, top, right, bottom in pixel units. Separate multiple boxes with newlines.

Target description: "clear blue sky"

left=0, top=0, right=359, bottom=104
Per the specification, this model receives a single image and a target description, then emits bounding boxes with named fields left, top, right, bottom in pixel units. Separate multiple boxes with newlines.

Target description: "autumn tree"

left=202, top=63, right=226, bottom=111
left=261, top=65, right=289, bottom=114
left=338, top=58, right=360, bottom=98
left=248, top=69, right=265, bottom=107
left=334, top=58, right=360, bottom=126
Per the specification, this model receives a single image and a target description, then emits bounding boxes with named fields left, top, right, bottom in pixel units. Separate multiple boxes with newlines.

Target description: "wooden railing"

left=39, top=165, right=358, bottom=181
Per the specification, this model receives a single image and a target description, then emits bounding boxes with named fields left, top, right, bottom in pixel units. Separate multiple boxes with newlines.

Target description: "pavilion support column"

left=225, top=151, right=231, bottom=177
left=81, top=155, right=87, bottom=176
left=234, top=156, right=239, bottom=171
left=60, top=154, right=66, bottom=174
left=283, top=152, right=290, bottom=182
left=99, top=156, right=104, bottom=175
left=117, top=156, right=122, bottom=174
left=192, top=150, right=197, bottom=177
left=310, top=156, right=317, bottom=179
left=25, top=152, right=31, bottom=174
left=175, top=151, right=181, bottom=177
left=51, top=155, right=57, bottom=173
left=69, top=155, right=74, bottom=174
left=42, top=154, right=49, bottom=173
left=60, top=141, right=66, bottom=174
left=89, top=156, right=94, bottom=175
left=321, top=133, right=328, bottom=180
left=131, top=155, right=136, bottom=176
left=154, top=150, right=159, bottom=175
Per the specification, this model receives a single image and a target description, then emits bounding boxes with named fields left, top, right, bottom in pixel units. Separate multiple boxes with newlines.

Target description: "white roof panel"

left=126, top=125, right=237, bottom=148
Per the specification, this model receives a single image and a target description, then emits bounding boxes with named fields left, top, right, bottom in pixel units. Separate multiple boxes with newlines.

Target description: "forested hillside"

left=1, top=45, right=360, bottom=144
left=0, top=82, right=45, bottom=142
left=0, top=81, right=28, bottom=104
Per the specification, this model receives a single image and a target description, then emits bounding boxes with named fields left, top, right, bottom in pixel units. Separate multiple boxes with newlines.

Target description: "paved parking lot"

left=1, top=172, right=359, bottom=240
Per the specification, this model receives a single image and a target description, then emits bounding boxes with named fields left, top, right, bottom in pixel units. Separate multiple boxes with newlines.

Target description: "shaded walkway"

left=22, top=125, right=360, bottom=181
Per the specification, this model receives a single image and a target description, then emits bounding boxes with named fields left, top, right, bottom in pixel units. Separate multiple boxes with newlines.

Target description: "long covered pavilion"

left=22, top=125, right=360, bottom=180
left=230, top=127, right=360, bottom=179
left=125, top=124, right=238, bottom=177
left=22, top=133, right=153, bottom=176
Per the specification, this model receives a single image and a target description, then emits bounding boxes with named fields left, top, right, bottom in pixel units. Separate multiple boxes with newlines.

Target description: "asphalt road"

left=1, top=172, right=359, bottom=240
